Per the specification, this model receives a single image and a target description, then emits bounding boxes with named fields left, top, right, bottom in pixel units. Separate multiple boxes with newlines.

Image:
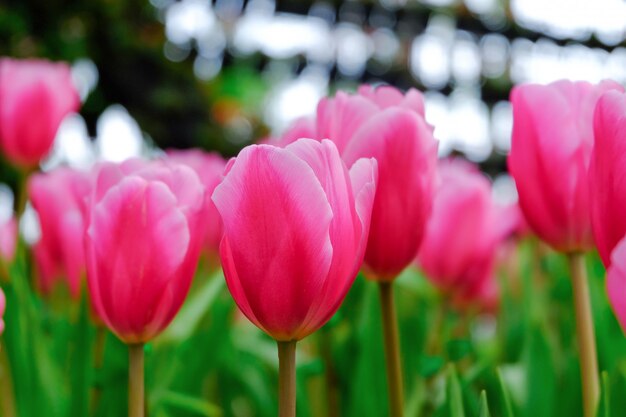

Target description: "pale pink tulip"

left=29, top=167, right=91, bottom=297
left=508, top=80, right=623, bottom=253
left=166, top=149, right=227, bottom=256
left=607, top=238, right=626, bottom=332
left=341, top=108, right=438, bottom=280
left=264, top=117, right=317, bottom=148
left=0, top=58, right=80, bottom=168
left=85, top=159, right=205, bottom=344
left=590, top=90, right=626, bottom=266
left=212, top=139, right=377, bottom=341
left=417, top=159, right=508, bottom=310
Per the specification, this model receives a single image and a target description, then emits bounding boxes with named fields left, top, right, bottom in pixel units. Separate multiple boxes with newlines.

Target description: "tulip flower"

left=508, top=80, right=622, bottom=417
left=356, top=84, right=426, bottom=116
left=607, top=239, right=626, bottom=333
left=212, top=139, right=376, bottom=417
left=0, top=58, right=80, bottom=168
left=29, top=167, right=92, bottom=298
left=317, top=85, right=437, bottom=417
left=590, top=90, right=626, bottom=267
left=264, top=117, right=317, bottom=148
left=166, top=149, right=227, bottom=261
left=417, top=159, right=511, bottom=312
left=508, top=80, right=622, bottom=252
left=85, top=159, right=205, bottom=417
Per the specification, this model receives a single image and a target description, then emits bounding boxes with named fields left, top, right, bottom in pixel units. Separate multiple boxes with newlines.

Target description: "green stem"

left=277, top=340, right=296, bottom=417
left=378, top=281, right=404, bottom=417
left=128, top=344, right=144, bottom=417
left=15, top=169, right=33, bottom=219
left=569, top=253, right=599, bottom=417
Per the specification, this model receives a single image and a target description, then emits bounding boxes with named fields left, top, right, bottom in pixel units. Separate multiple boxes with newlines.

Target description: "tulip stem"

left=128, top=343, right=144, bottom=417
left=569, top=253, right=599, bottom=417
left=277, top=340, right=297, bottom=417
left=378, top=281, right=404, bottom=417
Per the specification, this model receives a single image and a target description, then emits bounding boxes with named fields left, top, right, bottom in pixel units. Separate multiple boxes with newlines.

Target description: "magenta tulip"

left=213, top=139, right=376, bottom=341
left=0, top=58, right=80, bottom=168
left=508, top=80, right=623, bottom=253
left=166, top=149, right=227, bottom=257
left=509, top=80, right=623, bottom=417
left=316, top=91, right=379, bottom=153
left=265, top=117, right=317, bottom=148
left=590, top=90, right=626, bottom=267
left=341, top=108, right=438, bottom=280
left=607, top=239, right=626, bottom=333
left=85, top=159, right=205, bottom=344
left=356, top=84, right=426, bottom=116
left=417, top=159, right=510, bottom=310
left=29, top=167, right=92, bottom=298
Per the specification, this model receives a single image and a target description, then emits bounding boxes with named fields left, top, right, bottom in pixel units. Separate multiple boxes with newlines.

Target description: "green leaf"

left=523, top=324, right=555, bottom=417
left=157, top=271, right=225, bottom=345
left=69, top=292, right=94, bottom=417
left=160, top=391, right=222, bottom=416
left=418, top=355, right=445, bottom=378
left=597, top=371, right=610, bottom=417
left=445, top=364, right=465, bottom=417
left=479, top=391, right=491, bottom=417
left=446, top=339, right=473, bottom=361
left=496, top=368, right=515, bottom=417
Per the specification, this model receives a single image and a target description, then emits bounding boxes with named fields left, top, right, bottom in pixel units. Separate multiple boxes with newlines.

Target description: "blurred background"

left=3, top=2, right=626, bottom=417
left=3, top=0, right=626, bottom=174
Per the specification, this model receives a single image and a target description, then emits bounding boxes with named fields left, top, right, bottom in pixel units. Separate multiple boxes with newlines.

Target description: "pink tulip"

left=85, top=159, right=205, bottom=344
left=356, top=84, right=426, bottom=116
left=264, top=117, right=317, bottom=148
left=508, top=80, right=623, bottom=253
left=607, top=238, right=626, bottom=332
left=29, top=167, right=92, bottom=298
left=590, top=90, right=626, bottom=267
left=0, top=58, right=80, bottom=168
left=0, top=216, right=17, bottom=263
left=316, top=91, right=379, bottom=153
left=212, top=139, right=377, bottom=341
left=166, top=149, right=227, bottom=257
left=417, top=159, right=508, bottom=310
left=341, top=108, right=438, bottom=280
left=0, top=287, right=5, bottom=334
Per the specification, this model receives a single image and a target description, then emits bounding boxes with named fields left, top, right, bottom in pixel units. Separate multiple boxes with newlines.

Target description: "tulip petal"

left=607, top=237, right=626, bottom=333
left=212, top=144, right=334, bottom=340
left=316, top=92, right=379, bottom=153
left=591, top=91, right=626, bottom=266
left=88, top=176, right=190, bottom=342
left=343, top=108, right=437, bottom=279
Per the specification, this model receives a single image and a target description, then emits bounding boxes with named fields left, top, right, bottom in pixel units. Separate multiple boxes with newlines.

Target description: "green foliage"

left=1, top=237, right=625, bottom=417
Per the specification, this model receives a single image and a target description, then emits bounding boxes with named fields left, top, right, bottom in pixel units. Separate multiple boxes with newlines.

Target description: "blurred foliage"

left=0, top=0, right=269, bottom=157
left=1, top=232, right=625, bottom=417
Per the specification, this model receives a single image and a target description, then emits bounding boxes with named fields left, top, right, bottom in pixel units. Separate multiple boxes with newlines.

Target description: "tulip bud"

left=85, top=159, right=205, bottom=344
left=29, top=167, right=92, bottom=298
left=0, top=58, right=80, bottom=168
left=212, top=139, right=377, bottom=341
left=508, top=80, right=623, bottom=253
left=166, top=149, right=227, bottom=258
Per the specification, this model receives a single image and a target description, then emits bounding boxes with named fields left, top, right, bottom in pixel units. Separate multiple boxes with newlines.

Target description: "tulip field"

left=2, top=53, right=626, bottom=417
